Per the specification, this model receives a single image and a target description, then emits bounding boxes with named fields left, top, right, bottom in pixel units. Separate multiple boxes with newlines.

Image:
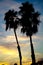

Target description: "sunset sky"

left=0, top=0, right=43, bottom=65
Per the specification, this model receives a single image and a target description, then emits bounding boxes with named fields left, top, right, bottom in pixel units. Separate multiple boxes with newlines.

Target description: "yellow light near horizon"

left=0, top=62, right=9, bottom=65
left=0, top=61, right=32, bottom=65
left=0, top=46, right=18, bottom=57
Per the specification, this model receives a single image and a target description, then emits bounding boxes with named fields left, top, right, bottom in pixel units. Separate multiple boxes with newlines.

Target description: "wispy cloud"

left=0, top=34, right=43, bottom=48
left=0, top=46, right=18, bottom=62
left=40, top=15, right=43, bottom=22
left=35, top=52, right=43, bottom=62
left=0, top=35, right=30, bottom=49
left=32, top=35, right=43, bottom=40
left=0, top=35, right=29, bottom=43
left=0, top=0, right=21, bottom=14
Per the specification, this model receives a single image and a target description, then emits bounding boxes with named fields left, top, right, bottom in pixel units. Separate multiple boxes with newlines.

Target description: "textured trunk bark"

left=30, top=36, right=36, bottom=64
left=14, top=29, right=22, bottom=65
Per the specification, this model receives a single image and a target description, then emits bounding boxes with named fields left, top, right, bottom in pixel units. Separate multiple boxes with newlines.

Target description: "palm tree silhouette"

left=4, top=10, right=22, bottom=65
left=19, top=2, right=40, bottom=64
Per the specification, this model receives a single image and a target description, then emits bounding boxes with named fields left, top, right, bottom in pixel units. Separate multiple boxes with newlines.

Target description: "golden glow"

left=0, top=62, right=32, bottom=65
left=0, top=35, right=43, bottom=65
left=0, top=62, right=9, bottom=65
left=0, top=46, right=18, bottom=57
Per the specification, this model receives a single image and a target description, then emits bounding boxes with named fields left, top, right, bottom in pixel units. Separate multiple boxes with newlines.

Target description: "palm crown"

left=19, top=2, right=40, bottom=36
left=4, top=10, right=19, bottom=31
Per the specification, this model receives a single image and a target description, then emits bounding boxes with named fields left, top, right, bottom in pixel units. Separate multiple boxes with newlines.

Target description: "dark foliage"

left=19, top=2, right=40, bottom=36
left=4, top=10, right=19, bottom=31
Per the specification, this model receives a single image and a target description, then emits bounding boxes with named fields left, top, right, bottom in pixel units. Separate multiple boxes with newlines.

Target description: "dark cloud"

left=0, top=42, right=17, bottom=49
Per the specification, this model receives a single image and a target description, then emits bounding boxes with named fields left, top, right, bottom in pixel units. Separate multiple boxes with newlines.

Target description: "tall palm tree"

left=19, top=2, right=40, bottom=64
left=4, top=10, right=22, bottom=65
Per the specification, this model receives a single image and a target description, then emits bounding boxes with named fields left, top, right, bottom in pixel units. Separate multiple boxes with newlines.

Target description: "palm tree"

left=19, top=2, right=40, bottom=64
left=4, top=10, right=22, bottom=65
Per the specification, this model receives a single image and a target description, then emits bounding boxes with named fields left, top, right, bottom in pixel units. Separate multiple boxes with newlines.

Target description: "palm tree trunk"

left=14, top=29, right=22, bottom=65
left=30, top=36, right=36, bottom=64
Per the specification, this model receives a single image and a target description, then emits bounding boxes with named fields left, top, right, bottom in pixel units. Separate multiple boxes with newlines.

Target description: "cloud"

left=0, top=45, right=19, bottom=62
left=0, top=45, right=43, bottom=64
left=0, top=35, right=29, bottom=43
left=0, top=0, right=21, bottom=14
left=0, top=35, right=16, bottom=43
left=0, top=35, right=30, bottom=49
left=0, top=45, right=31, bottom=63
left=35, top=52, right=43, bottom=62
left=0, top=32, right=3, bottom=35
left=0, top=34, right=43, bottom=49
left=1, top=24, right=5, bottom=30
left=0, top=35, right=43, bottom=63
left=40, top=15, right=43, bottom=22
left=32, top=35, right=43, bottom=40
